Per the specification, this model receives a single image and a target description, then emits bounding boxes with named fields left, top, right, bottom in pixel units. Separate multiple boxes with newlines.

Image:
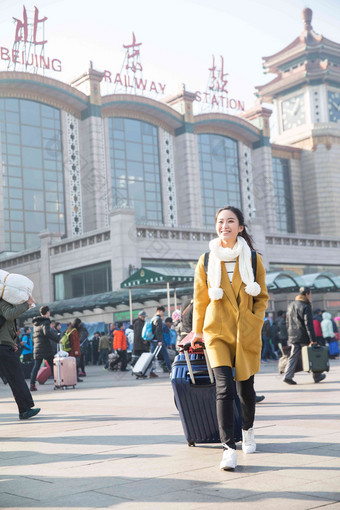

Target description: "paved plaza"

left=0, top=359, right=340, bottom=509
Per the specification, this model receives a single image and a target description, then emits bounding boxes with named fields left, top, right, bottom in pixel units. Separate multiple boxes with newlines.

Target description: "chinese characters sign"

left=0, top=5, right=62, bottom=73
left=14, top=6, right=47, bottom=45
left=194, top=55, right=244, bottom=112
left=103, top=33, right=166, bottom=95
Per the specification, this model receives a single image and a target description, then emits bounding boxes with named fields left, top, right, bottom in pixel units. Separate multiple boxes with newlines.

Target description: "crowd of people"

left=260, top=307, right=339, bottom=363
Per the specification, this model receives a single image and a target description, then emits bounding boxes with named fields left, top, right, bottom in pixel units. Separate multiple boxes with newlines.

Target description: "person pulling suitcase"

left=283, top=286, right=327, bottom=385
left=191, top=206, right=269, bottom=471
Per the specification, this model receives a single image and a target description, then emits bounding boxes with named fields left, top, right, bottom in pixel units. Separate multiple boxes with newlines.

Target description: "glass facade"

left=0, top=98, right=65, bottom=251
left=198, top=134, right=241, bottom=227
left=108, top=117, right=163, bottom=224
left=54, top=262, right=112, bottom=300
left=272, top=157, right=294, bottom=233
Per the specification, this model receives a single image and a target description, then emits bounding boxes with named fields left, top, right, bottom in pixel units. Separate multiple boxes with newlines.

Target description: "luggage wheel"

left=187, top=441, right=195, bottom=447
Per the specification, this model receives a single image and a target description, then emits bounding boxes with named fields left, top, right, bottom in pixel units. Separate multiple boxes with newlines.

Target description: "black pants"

left=30, top=357, right=54, bottom=386
left=22, top=353, right=33, bottom=362
left=111, top=350, right=127, bottom=371
left=213, top=366, right=255, bottom=450
left=0, top=345, right=34, bottom=414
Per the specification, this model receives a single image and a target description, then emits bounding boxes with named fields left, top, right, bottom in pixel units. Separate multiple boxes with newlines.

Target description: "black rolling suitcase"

left=171, top=344, right=242, bottom=446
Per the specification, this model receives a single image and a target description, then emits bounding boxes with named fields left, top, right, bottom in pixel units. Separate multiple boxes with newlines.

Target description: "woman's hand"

left=191, top=333, right=203, bottom=350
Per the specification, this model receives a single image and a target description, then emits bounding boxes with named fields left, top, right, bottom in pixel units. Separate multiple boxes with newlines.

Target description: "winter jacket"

left=321, top=312, right=335, bottom=339
left=276, top=316, right=288, bottom=341
left=132, top=317, right=148, bottom=353
left=125, top=327, right=134, bottom=351
left=162, top=323, right=170, bottom=346
left=286, top=295, right=316, bottom=345
left=113, top=330, right=127, bottom=351
left=181, top=299, right=193, bottom=334
left=21, top=334, right=33, bottom=355
left=313, top=319, right=323, bottom=338
left=193, top=253, right=268, bottom=381
left=69, top=329, right=81, bottom=358
left=98, top=335, right=111, bottom=351
left=262, top=319, right=272, bottom=338
left=0, top=300, right=29, bottom=348
left=151, top=315, right=164, bottom=343
left=169, top=329, right=177, bottom=346
left=32, top=316, right=60, bottom=359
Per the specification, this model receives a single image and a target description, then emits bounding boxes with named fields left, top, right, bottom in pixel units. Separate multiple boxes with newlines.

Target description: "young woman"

left=69, top=318, right=83, bottom=382
left=191, top=206, right=268, bottom=470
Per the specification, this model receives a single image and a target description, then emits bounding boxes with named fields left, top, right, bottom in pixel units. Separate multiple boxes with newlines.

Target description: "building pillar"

left=109, top=208, right=140, bottom=291
left=243, top=105, right=276, bottom=233
left=38, top=231, right=62, bottom=303
left=71, top=64, right=109, bottom=233
left=166, top=85, right=203, bottom=228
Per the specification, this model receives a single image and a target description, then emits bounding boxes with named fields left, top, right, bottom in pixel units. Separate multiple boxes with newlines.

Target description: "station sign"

left=1, top=8, right=245, bottom=113
left=0, top=5, right=62, bottom=72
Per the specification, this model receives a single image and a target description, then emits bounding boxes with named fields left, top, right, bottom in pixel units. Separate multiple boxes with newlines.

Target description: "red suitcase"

left=36, top=363, right=51, bottom=384
left=53, top=356, right=77, bottom=389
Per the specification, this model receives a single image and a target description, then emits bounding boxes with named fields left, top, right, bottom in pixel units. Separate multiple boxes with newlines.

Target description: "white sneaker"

left=220, top=446, right=237, bottom=470
left=242, top=428, right=256, bottom=454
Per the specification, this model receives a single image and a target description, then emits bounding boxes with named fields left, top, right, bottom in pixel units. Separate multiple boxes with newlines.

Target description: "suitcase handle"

left=183, top=342, right=214, bottom=385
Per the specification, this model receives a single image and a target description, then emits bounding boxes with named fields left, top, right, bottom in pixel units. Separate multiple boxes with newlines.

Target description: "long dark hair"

left=215, top=206, right=255, bottom=251
left=71, top=317, right=82, bottom=332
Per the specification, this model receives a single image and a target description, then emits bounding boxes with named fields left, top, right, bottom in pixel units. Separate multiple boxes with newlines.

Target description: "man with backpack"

left=148, top=306, right=172, bottom=376
left=133, top=311, right=149, bottom=363
left=30, top=306, right=60, bottom=391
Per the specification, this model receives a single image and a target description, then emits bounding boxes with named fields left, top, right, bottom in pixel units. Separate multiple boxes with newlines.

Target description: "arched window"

left=108, top=117, right=163, bottom=225
left=198, top=133, right=241, bottom=227
left=0, top=98, right=65, bottom=251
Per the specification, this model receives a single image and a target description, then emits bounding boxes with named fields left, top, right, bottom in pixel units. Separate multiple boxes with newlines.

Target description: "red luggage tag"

left=178, top=332, right=205, bottom=354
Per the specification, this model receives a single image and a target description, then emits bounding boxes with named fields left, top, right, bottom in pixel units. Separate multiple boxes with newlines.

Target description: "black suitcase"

left=171, top=349, right=242, bottom=446
left=21, top=361, right=34, bottom=379
left=302, top=344, right=330, bottom=373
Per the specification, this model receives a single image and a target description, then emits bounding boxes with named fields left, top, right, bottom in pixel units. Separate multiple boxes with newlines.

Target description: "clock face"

left=328, top=91, right=340, bottom=123
left=281, top=94, right=306, bottom=131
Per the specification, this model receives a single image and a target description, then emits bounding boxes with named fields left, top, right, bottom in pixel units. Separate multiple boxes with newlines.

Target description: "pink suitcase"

left=37, top=363, right=51, bottom=384
left=53, top=356, right=77, bottom=389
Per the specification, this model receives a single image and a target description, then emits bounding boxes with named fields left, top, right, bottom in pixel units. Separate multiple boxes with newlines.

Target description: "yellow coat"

left=193, top=252, right=269, bottom=381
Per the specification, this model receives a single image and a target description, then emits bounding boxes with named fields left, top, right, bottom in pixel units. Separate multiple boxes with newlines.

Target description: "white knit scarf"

left=207, top=236, right=261, bottom=301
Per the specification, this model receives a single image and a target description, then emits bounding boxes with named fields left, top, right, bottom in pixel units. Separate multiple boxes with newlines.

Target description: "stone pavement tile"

left=0, top=490, right=128, bottom=509
left=185, top=471, right=340, bottom=501
left=278, top=465, right=340, bottom=481
left=45, top=489, right=130, bottom=508
left=193, top=491, right=337, bottom=510
left=0, top=492, right=41, bottom=508
left=262, top=452, right=339, bottom=467
left=95, top=476, right=204, bottom=500
left=0, top=474, right=132, bottom=501
left=318, top=503, right=340, bottom=510
left=186, top=473, right=293, bottom=500
left=295, top=477, right=340, bottom=502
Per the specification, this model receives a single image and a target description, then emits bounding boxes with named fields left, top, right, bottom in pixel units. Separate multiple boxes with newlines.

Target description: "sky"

left=0, top=0, right=340, bottom=109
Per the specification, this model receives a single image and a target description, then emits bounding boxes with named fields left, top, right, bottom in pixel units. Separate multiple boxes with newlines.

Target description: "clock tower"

left=256, top=7, right=340, bottom=148
left=256, top=8, right=340, bottom=236
left=257, top=8, right=340, bottom=239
